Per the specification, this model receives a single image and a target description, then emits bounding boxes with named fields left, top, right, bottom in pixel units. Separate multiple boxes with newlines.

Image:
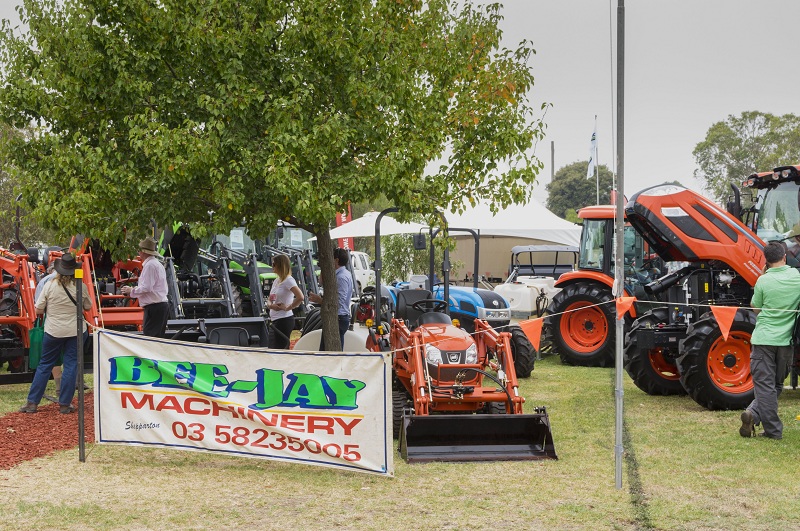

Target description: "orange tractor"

left=0, top=247, right=41, bottom=382
left=546, top=205, right=663, bottom=366
left=366, top=210, right=556, bottom=462
left=621, top=168, right=800, bottom=410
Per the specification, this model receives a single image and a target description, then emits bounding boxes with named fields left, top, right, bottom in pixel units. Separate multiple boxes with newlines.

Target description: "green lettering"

left=191, top=363, right=230, bottom=396
left=322, top=376, right=366, bottom=409
left=110, top=356, right=161, bottom=385
left=154, top=361, right=194, bottom=388
left=250, top=369, right=285, bottom=409
left=282, top=373, right=332, bottom=408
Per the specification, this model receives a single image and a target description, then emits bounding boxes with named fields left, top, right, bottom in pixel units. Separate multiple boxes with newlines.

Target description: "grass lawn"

left=0, top=355, right=798, bottom=530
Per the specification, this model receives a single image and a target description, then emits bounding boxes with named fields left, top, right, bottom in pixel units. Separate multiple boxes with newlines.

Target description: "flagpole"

left=595, top=115, right=599, bottom=204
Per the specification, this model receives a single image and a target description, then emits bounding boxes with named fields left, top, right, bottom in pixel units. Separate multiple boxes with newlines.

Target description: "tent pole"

left=614, top=0, right=625, bottom=490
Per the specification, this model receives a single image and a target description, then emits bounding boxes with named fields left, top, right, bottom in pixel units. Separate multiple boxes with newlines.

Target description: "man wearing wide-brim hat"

left=19, top=253, right=94, bottom=414
left=120, top=237, right=169, bottom=338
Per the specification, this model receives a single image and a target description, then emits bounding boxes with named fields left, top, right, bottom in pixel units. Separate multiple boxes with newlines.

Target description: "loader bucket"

left=399, top=409, right=557, bottom=463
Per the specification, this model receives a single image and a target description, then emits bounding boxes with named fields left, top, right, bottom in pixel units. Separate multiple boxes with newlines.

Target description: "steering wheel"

left=411, top=299, right=448, bottom=313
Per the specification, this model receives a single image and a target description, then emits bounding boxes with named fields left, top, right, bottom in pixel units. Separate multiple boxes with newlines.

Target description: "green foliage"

left=693, top=111, right=800, bottom=203
left=380, top=233, right=461, bottom=284
left=546, top=161, right=614, bottom=219
left=0, top=125, right=57, bottom=248
left=0, top=0, right=544, bottom=349
left=0, top=0, right=544, bottom=255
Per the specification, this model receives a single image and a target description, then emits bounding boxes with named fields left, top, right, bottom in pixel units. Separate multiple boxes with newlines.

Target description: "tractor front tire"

left=300, top=307, right=322, bottom=336
left=392, top=380, right=412, bottom=439
left=547, top=282, right=615, bottom=367
left=624, top=309, right=686, bottom=396
left=508, top=325, right=535, bottom=378
left=678, top=310, right=755, bottom=410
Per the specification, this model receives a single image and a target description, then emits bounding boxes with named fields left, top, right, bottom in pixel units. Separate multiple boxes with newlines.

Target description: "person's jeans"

left=338, top=314, right=350, bottom=351
left=27, top=333, right=78, bottom=406
left=143, top=302, right=170, bottom=338
left=269, top=316, right=295, bottom=350
left=747, top=344, right=792, bottom=438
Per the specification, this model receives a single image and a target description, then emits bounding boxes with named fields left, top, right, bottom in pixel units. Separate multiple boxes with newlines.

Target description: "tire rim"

left=648, top=347, right=680, bottom=380
left=560, top=301, right=608, bottom=353
left=705, top=331, right=753, bottom=394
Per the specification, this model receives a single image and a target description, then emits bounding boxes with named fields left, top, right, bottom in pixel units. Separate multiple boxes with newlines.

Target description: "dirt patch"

left=0, top=392, right=94, bottom=470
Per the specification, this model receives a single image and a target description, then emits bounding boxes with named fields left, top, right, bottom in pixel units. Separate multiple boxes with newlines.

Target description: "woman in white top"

left=19, top=253, right=93, bottom=414
left=267, top=254, right=304, bottom=349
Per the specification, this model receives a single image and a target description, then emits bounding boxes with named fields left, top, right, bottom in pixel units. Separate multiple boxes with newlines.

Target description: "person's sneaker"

left=18, top=402, right=38, bottom=413
left=739, top=409, right=756, bottom=438
left=59, top=404, right=76, bottom=414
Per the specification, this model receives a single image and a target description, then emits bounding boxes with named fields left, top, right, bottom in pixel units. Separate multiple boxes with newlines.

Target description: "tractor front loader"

left=371, top=290, right=555, bottom=462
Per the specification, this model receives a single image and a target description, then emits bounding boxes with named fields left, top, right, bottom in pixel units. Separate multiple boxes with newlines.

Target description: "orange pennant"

left=519, top=317, right=544, bottom=353
left=710, top=305, right=739, bottom=341
left=615, top=296, right=636, bottom=320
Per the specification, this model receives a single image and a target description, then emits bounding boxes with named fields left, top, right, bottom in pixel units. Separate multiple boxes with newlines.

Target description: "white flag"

left=586, top=120, right=598, bottom=179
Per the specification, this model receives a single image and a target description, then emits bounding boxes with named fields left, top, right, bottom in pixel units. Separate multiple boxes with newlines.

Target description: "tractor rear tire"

left=392, top=381, right=411, bottom=439
left=624, top=309, right=686, bottom=396
left=546, top=281, right=615, bottom=367
left=508, top=325, right=535, bottom=378
left=678, top=310, right=755, bottom=410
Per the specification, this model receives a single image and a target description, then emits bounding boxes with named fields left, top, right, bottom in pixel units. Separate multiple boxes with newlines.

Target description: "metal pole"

left=614, top=0, right=625, bottom=489
left=550, top=141, right=555, bottom=182
left=76, top=264, right=85, bottom=462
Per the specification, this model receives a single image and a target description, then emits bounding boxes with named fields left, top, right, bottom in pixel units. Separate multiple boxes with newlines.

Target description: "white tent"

left=446, top=199, right=581, bottom=247
left=325, top=211, right=426, bottom=239
left=444, top=199, right=582, bottom=282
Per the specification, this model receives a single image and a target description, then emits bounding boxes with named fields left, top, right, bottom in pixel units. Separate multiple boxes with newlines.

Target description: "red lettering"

left=155, top=395, right=184, bottom=413
left=120, top=392, right=155, bottom=410
left=183, top=397, right=211, bottom=415
left=307, top=416, right=335, bottom=435
left=246, top=409, right=278, bottom=427
left=334, top=417, right=362, bottom=436
left=280, top=415, right=306, bottom=433
left=211, top=401, right=237, bottom=417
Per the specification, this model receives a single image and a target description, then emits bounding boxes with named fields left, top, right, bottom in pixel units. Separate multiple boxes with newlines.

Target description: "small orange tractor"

left=0, top=246, right=40, bottom=382
left=366, top=209, right=556, bottom=462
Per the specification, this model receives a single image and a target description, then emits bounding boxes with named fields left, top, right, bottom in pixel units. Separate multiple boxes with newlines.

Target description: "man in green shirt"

left=740, top=242, right=800, bottom=439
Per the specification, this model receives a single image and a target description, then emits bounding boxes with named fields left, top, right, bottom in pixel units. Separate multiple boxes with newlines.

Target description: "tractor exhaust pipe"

left=644, top=266, right=694, bottom=296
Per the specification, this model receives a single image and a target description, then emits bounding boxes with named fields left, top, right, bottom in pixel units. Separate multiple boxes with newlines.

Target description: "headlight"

left=478, top=307, right=511, bottom=320
left=425, top=344, right=442, bottom=365
left=465, top=344, right=478, bottom=364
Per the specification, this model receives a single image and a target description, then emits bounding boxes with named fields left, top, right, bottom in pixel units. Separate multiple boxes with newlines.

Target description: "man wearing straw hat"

left=19, top=253, right=93, bottom=414
left=121, top=237, right=169, bottom=338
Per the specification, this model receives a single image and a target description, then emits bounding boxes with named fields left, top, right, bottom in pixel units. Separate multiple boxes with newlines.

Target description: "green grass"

left=1, top=356, right=799, bottom=530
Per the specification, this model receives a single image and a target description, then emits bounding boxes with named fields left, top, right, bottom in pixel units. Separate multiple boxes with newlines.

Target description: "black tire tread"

left=508, top=325, right=535, bottom=378
left=624, top=309, right=687, bottom=396
left=546, top=281, right=615, bottom=367
left=678, top=310, right=756, bottom=411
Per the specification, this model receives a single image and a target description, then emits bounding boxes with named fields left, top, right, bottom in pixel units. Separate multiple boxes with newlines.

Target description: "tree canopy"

left=0, top=0, right=545, bottom=348
left=545, top=161, right=614, bottom=220
left=693, top=111, right=800, bottom=203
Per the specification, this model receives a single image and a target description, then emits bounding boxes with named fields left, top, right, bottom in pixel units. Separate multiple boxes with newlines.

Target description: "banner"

left=94, top=330, right=393, bottom=476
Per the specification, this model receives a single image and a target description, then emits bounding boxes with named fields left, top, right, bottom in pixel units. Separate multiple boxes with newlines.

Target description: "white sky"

left=3, top=1, right=800, bottom=204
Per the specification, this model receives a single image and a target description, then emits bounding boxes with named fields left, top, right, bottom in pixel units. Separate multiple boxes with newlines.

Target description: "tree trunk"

left=314, top=227, right=341, bottom=351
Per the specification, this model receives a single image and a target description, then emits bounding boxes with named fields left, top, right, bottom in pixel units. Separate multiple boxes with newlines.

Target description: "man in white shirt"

left=121, top=237, right=169, bottom=338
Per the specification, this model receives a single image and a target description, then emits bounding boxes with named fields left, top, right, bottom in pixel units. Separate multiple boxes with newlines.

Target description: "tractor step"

left=399, top=409, right=557, bottom=463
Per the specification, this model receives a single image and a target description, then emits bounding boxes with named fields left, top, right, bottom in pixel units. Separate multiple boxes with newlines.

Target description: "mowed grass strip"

left=0, top=356, right=798, bottom=530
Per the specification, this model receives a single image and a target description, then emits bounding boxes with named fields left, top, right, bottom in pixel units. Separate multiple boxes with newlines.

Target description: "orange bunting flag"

left=615, top=296, right=636, bottom=320
left=519, top=317, right=544, bottom=353
left=710, top=305, right=739, bottom=341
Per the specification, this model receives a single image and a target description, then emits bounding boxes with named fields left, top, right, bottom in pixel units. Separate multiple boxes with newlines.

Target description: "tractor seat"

left=417, top=312, right=452, bottom=327
left=207, top=327, right=251, bottom=347
left=395, top=289, right=433, bottom=328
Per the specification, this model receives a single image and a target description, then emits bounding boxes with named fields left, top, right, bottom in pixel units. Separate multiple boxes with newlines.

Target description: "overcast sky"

left=3, top=1, right=799, bottom=203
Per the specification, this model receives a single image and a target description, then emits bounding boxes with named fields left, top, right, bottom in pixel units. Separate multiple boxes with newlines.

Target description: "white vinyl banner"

left=93, top=329, right=393, bottom=476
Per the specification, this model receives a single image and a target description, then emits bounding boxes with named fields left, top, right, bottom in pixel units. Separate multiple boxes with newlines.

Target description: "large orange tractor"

left=0, top=247, right=40, bottom=382
left=546, top=205, right=662, bottom=366
left=621, top=167, right=800, bottom=410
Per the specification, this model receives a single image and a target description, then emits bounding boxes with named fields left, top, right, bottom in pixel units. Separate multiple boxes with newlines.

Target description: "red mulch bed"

left=0, top=392, right=94, bottom=470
